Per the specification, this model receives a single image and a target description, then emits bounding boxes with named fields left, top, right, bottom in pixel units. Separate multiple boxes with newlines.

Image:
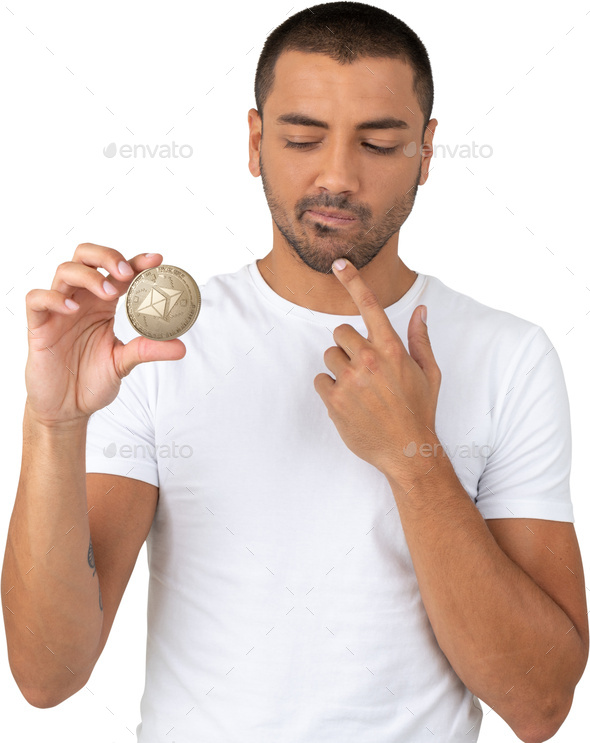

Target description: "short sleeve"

left=475, top=325, right=574, bottom=522
left=85, top=302, right=159, bottom=487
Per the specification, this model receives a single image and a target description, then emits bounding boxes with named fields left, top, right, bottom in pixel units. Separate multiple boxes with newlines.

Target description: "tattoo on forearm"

left=88, top=537, right=103, bottom=611
left=88, top=537, right=96, bottom=576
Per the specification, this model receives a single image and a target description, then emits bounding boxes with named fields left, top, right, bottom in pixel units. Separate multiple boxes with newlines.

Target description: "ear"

left=248, top=108, right=262, bottom=177
left=419, top=118, right=438, bottom=186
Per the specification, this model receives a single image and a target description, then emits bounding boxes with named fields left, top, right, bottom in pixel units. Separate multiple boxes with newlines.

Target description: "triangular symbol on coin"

left=137, top=287, right=183, bottom=321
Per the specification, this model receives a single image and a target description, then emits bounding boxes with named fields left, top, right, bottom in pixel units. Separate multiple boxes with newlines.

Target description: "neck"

left=256, top=237, right=417, bottom=316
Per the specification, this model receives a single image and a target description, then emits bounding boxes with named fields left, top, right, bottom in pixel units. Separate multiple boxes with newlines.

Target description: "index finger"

left=331, top=257, right=400, bottom=344
left=51, top=244, right=163, bottom=295
left=73, top=243, right=162, bottom=285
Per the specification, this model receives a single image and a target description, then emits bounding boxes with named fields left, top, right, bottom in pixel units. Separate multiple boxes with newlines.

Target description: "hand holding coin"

left=24, top=245, right=188, bottom=427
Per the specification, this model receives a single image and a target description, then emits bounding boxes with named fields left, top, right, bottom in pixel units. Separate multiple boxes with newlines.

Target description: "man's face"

left=249, top=50, right=436, bottom=275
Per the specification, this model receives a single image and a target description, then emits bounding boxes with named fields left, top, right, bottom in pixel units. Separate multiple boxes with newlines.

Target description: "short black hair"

left=254, top=1, right=434, bottom=140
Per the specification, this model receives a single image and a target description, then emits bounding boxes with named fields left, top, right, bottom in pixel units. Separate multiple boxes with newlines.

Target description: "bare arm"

left=384, top=447, right=588, bottom=743
left=2, top=244, right=184, bottom=708
left=2, top=408, right=101, bottom=707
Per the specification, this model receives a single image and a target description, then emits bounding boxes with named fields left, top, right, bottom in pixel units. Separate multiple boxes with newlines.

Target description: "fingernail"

left=103, top=280, right=118, bottom=295
left=332, top=258, right=347, bottom=271
left=118, top=260, right=134, bottom=276
left=145, top=252, right=156, bottom=257
left=421, top=306, right=428, bottom=325
left=65, top=298, right=79, bottom=310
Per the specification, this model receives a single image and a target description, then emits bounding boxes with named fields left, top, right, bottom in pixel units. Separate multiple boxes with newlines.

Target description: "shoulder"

left=420, top=273, right=552, bottom=366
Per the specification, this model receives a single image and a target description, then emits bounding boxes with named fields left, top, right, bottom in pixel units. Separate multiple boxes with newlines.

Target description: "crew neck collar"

left=247, top=259, right=427, bottom=328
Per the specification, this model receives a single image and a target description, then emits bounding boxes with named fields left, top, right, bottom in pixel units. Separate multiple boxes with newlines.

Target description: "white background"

left=1, top=1, right=589, bottom=741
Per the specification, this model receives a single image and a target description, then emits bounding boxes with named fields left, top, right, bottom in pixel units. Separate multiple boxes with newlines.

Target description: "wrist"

left=384, top=432, right=453, bottom=494
left=24, top=399, right=90, bottom=436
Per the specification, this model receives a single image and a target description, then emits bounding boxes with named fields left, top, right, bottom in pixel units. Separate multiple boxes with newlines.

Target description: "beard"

left=259, top=147, right=422, bottom=275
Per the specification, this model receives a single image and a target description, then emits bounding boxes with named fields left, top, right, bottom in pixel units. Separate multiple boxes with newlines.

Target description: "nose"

left=313, top=140, right=360, bottom=195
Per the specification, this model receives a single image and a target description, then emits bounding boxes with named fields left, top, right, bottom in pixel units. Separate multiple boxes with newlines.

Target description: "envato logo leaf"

left=103, top=142, right=117, bottom=158
left=403, top=441, right=417, bottom=457
left=402, top=141, right=417, bottom=157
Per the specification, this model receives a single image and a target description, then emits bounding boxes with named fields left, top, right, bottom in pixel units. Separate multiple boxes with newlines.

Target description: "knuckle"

left=359, top=288, right=380, bottom=310
left=340, top=365, right=355, bottom=382
left=358, top=346, right=378, bottom=368
left=382, top=337, right=402, bottom=357
left=110, top=249, right=128, bottom=269
left=340, top=366, right=360, bottom=388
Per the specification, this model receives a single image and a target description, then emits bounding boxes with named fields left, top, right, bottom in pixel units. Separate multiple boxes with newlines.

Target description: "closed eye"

left=284, top=141, right=398, bottom=155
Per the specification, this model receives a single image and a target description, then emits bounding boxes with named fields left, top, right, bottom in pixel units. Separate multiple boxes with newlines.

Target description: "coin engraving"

left=125, top=264, right=201, bottom=340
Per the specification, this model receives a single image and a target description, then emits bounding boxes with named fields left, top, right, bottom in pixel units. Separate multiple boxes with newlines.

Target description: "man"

left=3, top=3, right=588, bottom=742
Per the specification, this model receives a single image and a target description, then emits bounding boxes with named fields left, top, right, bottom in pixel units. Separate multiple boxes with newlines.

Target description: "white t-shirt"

left=86, top=259, right=574, bottom=743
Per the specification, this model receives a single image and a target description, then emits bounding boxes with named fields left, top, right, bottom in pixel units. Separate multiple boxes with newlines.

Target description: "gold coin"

left=125, top=264, right=201, bottom=340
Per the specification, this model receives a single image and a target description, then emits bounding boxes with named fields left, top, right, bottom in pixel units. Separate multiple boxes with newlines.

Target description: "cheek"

left=271, top=166, right=308, bottom=209
left=267, top=148, right=307, bottom=185
left=368, top=158, right=417, bottom=195
left=284, top=159, right=313, bottom=186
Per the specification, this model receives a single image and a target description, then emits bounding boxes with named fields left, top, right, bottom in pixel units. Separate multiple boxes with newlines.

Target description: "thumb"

left=407, top=305, right=438, bottom=377
left=114, top=335, right=186, bottom=378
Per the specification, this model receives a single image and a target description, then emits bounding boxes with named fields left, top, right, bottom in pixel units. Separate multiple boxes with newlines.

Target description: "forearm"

left=385, top=441, right=584, bottom=738
left=1, top=402, right=102, bottom=706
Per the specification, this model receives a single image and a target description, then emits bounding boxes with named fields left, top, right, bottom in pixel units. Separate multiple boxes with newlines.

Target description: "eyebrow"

left=275, top=112, right=410, bottom=130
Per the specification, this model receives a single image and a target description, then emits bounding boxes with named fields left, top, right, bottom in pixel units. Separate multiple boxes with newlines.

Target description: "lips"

left=306, top=209, right=357, bottom=223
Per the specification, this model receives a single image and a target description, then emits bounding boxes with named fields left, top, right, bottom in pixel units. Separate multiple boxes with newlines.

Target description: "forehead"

left=268, top=49, right=419, bottom=128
